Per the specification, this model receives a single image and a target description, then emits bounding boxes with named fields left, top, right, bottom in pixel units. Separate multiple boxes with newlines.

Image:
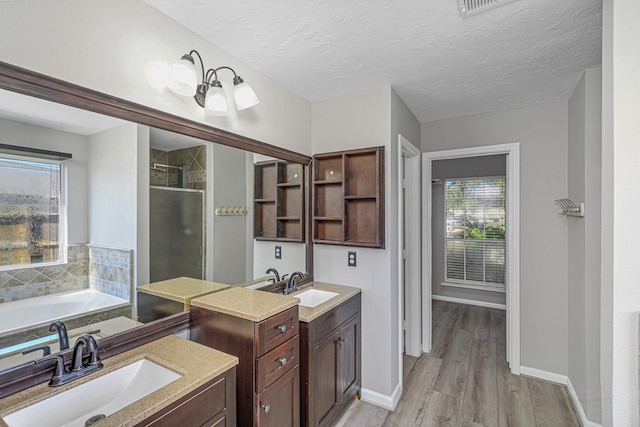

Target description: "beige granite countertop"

left=137, top=277, right=229, bottom=304
left=0, top=335, right=238, bottom=427
left=292, top=282, right=362, bottom=322
left=191, top=286, right=299, bottom=322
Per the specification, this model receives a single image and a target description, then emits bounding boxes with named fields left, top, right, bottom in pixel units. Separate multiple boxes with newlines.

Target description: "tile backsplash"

left=0, top=244, right=134, bottom=303
left=88, top=245, right=133, bottom=301
left=0, top=245, right=88, bottom=303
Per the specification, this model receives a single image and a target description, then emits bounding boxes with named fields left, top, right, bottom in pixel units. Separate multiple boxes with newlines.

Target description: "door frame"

left=397, top=135, right=422, bottom=375
left=422, top=142, right=520, bottom=374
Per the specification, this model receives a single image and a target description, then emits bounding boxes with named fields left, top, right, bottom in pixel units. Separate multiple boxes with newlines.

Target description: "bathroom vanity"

left=137, top=277, right=230, bottom=323
left=190, top=287, right=301, bottom=427
left=294, top=283, right=362, bottom=427
left=0, top=335, right=238, bottom=427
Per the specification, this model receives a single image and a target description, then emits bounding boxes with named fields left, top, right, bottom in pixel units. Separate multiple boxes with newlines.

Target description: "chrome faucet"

left=284, top=271, right=304, bottom=295
left=49, top=320, right=69, bottom=350
left=49, top=334, right=103, bottom=387
left=265, top=267, right=281, bottom=283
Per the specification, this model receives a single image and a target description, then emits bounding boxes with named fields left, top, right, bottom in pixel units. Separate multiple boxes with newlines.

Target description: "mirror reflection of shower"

left=149, top=143, right=207, bottom=282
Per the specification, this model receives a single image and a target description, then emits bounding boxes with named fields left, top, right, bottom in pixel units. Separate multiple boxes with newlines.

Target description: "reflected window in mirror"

left=0, top=154, right=66, bottom=268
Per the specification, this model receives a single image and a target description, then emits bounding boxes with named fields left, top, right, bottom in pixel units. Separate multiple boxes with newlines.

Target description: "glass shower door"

left=149, top=187, right=204, bottom=282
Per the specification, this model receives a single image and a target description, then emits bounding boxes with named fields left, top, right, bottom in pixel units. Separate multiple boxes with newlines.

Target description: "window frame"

left=442, top=175, right=506, bottom=293
left=0, top=152, right=68, bottom=271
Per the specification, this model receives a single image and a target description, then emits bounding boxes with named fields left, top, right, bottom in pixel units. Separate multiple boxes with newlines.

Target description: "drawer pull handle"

left=278, top=357, right=287, bottom=366
left=277, top=325, right=287, bottom=333
left=261, top=404, right=271, bottom=413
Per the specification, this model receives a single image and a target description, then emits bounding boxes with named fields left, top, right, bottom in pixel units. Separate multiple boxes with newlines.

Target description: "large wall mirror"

left=0, top=62, right=312, bottom=374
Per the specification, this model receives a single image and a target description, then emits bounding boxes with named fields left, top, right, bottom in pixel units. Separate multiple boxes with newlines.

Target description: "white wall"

left=567, top=67, right=602, bottom=424
left=601, top=1, right=640, bottom=424
left=88, top=123, right=139, bottom=250
left=431, top=155, right=507, bottom=305
left=0, top=0, right=311, bottom=156
left=422, top=102, right=569, bottom=375
left=0, top=118, right=90, bottom=245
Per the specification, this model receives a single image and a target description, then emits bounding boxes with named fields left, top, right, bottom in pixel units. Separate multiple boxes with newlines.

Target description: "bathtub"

left=0, top=289, right=129, bottom=336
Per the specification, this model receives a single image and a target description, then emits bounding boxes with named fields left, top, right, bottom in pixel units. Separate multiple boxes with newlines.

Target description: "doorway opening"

left=422, top=143, right=520, bottom=374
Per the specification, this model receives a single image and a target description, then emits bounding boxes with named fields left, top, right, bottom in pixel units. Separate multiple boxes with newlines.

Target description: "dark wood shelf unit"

left=312, top=147, right=384, bottom=248
left=254, top=160, right=305, bottom=242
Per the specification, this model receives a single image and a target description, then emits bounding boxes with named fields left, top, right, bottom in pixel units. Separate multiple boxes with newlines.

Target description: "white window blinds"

left=444, top=177, right=506, bottom=289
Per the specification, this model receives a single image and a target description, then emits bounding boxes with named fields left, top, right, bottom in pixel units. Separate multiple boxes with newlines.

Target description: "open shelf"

left=254, top=160, right=305, bottom=242
left=312, top=147, right=384, bottom=248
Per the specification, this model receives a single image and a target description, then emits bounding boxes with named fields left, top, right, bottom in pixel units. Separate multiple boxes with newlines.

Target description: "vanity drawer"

left=256, top=306, right=299, bottom=356
left=312, top=294, right=360, bottom=345
left=256, top=335, right=299, bottom=392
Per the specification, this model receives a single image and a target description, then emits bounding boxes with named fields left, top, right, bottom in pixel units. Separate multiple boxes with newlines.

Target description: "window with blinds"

left=444, top=177, right=506, bottom=291
left=0, top=156, right=64, bottom=268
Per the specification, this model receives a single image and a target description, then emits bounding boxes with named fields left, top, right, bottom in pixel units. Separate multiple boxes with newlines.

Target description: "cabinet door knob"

left=277, top=325, right=287, bottom=333
left=337, top=338, right=345, bottom=346
left=261, top=403, right=271, bottom=413
left=278, top=357, right=287, bottom=366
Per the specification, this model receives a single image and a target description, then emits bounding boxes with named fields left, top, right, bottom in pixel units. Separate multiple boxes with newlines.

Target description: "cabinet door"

left=338, top=316, right=359, bottom=403
left=257, top=365, right=300, bottom=427
left=313, top=329, right=341, bottom=426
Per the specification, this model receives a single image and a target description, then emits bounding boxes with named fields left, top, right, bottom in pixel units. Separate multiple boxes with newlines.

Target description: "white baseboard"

left=566, top=377, right=602, bottom=427
left=521, top=366, right=601, bottom=427
left=360, top=383, right=402, bottom=411
left=520, top=366, right=567, bottom=385
left=432, top=294, right=506, bottom=310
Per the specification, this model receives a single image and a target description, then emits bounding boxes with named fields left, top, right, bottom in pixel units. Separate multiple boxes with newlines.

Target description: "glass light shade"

left=167, top=56, right=198, bottom=97
left=232, top=78, right=260, bottom=111
left=204, top=85, right=229, bottom=116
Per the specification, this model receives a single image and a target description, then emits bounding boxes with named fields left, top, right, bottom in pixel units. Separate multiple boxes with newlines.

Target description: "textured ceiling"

left=144, top=0, right=602, bottom=122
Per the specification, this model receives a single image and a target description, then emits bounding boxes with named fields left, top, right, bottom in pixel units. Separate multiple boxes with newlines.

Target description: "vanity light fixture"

left=167, top=50, right=260, bottom=116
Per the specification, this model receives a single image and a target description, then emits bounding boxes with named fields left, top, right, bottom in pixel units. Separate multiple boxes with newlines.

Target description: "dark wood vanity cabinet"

left=300, top=294, right=361, bottom=427
left=136, top=367, right=237, bottom=427
left=312, top=147, right=384, bottom=248
left=190, top=306, right=301, bottom=427
left=254, top=160, right=305, bottom=242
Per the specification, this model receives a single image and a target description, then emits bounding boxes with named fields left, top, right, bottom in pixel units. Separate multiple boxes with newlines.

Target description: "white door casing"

left=398, top=135, right=422, bottom=374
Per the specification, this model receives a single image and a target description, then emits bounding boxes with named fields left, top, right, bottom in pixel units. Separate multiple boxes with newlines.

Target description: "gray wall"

left=312, top=85, right=420, bottom=403
left=431, top=155, right=507, bottom=305
left=421, top=101, right=569, bottom=375
left=567, top=67, right=602, bottom=424
left=212, top=143, right=247, bottom=285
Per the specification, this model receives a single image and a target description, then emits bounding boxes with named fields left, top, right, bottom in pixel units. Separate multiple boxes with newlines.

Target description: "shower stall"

left=149, top=186, right=204, bottom=282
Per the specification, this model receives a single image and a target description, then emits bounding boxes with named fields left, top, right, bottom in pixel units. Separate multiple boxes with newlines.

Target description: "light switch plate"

left=275, top=246, right=282, bottom=259
left=348, top=251, right=357, bottom=267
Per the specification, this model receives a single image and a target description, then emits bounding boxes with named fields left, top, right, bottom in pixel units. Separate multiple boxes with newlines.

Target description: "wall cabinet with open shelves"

left=312, top=147, right=384, bottom=248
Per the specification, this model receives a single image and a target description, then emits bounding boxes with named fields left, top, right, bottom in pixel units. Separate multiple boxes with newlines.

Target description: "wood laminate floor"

left=335, top=301, right=579, bottom=427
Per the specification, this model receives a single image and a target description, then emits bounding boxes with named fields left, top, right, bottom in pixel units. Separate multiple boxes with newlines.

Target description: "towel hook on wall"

left=554, top=198, right=584, bottom=217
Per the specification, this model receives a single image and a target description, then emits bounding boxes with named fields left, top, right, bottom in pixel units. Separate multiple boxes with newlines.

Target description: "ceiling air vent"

left=458, top=0, right=516, bottom=17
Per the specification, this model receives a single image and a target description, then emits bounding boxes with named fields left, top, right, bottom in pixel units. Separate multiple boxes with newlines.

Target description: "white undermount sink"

left=4, top=359, right=181, bottom=427
left=294, top=289, right=339, bottom=308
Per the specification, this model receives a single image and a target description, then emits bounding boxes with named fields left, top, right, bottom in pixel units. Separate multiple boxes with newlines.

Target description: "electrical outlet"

left=348, top=251, right=357, bottom=267
left=275, top=246, right=282, bottom=259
